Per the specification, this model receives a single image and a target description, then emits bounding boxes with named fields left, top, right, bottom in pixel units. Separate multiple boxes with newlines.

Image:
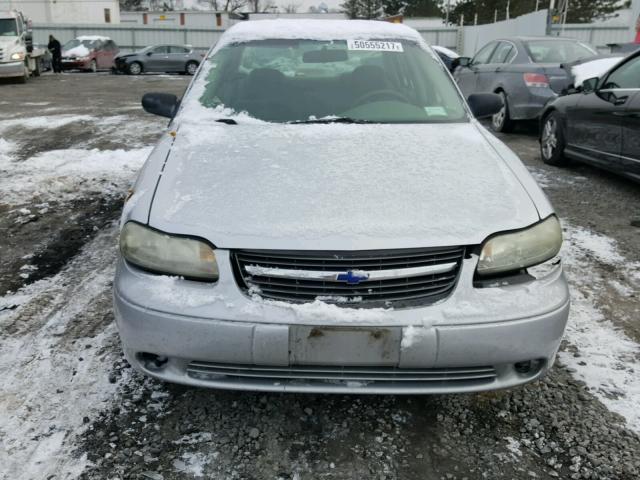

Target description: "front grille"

left=187, top=362, right=497, bottom=388
left=0, top=48, right=5, bottom=62
left=232, top=247, right=464, bottom=307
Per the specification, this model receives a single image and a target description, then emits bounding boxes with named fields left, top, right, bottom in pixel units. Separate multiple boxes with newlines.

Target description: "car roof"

left=497, top=36, right=583, bottom=42
left=216, top=19, right=424, bottom=48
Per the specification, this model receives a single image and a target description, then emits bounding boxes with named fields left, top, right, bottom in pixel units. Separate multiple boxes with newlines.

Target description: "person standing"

left=48, top=35, right=62, bottom=73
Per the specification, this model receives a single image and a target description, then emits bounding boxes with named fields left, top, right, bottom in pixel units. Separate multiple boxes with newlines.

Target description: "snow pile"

left=0, top=147, right=151, bottom=205
left=560, top=224, right=640, bottom=433
left=0, top=114, right=96, bottom=132
left=572, top=57, right=623, bottom=87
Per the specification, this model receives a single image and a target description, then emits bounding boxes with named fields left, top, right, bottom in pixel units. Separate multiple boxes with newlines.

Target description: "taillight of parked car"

left=523, top=73, right=549, bottom=88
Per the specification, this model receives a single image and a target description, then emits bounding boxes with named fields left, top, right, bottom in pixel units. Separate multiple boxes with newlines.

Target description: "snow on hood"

left=572, top=56, right=624, bottom=87
left=63, top=44, right=90, bottom=57
left=147, top=122, right=540, bottom=250
left=214, top=19, right=425, bottom=51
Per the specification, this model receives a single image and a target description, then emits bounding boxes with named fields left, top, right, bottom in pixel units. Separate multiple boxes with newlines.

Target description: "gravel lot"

left=0, top=73, right=639, bottom=480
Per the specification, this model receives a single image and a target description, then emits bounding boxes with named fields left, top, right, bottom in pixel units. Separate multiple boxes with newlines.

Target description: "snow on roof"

left=432, top=45, right=459, bottom=58
left=216, top=19, right=425, bottom=48
left=572, top=56, right=624, bottom=87
left=77, top=35, right=110, bottom=42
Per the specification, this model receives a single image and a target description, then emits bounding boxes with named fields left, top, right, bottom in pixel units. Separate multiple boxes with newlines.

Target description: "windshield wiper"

left=216, top=118, right=237, bottom=125
left=289, top=117, right=374, bottom=124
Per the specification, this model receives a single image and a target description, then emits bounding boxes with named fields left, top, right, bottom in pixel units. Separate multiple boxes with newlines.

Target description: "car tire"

left=185, top=61, right=199, bottom=76
left=540, top=112, right=568, bottom=167
left=33, top=58, right=41, bottom=77
left=128, top=62, right=142, bottom=75
left=491, top=91, right=515, bottom=133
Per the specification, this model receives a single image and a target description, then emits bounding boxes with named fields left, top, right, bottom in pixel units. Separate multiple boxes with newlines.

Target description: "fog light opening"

left=514, top=359, right=544, bottom=376
left=514, top=361, right=532, bottom=374
left=139, top=352, right=169, bottom=371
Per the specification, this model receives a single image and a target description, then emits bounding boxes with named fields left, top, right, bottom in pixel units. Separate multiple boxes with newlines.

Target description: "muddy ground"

left=0, top=73, right=639, bottom=480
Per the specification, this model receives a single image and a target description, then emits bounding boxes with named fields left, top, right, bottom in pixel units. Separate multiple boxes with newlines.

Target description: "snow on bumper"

left=114, top=251, right=570, bottom=393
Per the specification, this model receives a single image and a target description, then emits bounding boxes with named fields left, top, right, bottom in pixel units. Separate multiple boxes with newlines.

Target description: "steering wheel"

left=351, top=89, right=411, bottom=108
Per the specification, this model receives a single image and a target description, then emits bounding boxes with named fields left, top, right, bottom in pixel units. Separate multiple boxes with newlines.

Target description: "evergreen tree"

left=447, top=0, right=628, bottom=26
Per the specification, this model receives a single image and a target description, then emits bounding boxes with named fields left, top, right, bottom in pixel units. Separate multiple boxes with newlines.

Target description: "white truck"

left=0, top=10, right=46, bottom=83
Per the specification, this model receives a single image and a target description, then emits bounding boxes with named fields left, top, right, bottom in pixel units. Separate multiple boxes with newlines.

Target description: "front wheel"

left=128, top=61, right=142, bottom=75
left=185, top=61, right=198, bottom=76
left=491, top=92, right=515, bottom=133
left=540, top=112, right=568, bottom=166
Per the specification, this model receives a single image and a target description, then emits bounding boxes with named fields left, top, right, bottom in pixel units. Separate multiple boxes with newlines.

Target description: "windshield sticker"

left=347, top=40, right=404, bottom=52
left=425, top=106, right=448, bottom=116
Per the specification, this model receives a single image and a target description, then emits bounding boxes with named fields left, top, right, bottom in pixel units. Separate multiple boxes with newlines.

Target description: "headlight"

left=10, top=52, right=25, bottom=61
left=120, top=222, right=219, bottom=281
left=476, top=216, right=562, bottom=276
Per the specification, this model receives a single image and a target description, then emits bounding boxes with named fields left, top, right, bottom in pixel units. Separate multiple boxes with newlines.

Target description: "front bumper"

left=61, top=59, right=90, bottom=70
left=510, top=87, right=557, bottom=120
left=114, top=252, right=570, bottom=394
left=0, top=61, right=25, bottom=78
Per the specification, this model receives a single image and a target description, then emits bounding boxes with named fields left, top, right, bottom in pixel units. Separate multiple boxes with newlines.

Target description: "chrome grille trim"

left=187, top=362, right=497, bottom=384
left=232, top=247, right=464, bottom=307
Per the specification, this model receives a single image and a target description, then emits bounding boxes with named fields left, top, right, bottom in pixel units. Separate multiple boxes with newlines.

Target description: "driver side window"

left=153, top=46, right=169, bottom=54
left=602, top=56, right=640, bottom=89
left=472, top=43, right=497, bottom=65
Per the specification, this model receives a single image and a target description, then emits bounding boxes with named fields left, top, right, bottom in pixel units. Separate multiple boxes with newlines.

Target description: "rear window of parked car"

left=196, top=38, right=468, bottom=123
left=525, top=40, right=595, bottom=64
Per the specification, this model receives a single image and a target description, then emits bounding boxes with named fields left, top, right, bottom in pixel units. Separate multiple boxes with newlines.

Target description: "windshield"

left=0, top=18, right=17, bottom=37
left=195, top=39, right=467, bottom=123
left=525, top=40, right=596, bottom=64
left=63, top=39, right=96, bottom=50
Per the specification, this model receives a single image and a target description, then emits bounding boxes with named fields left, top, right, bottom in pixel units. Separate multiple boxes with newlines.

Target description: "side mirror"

left=25, top=32, right=33, bottom=53
left=453, top=57, right=471, bottom=69
left=142, top=92, right=179, bottom=118
left=581, top=77, right=599, bottom=94
left=467, top=93, right=503, bottom=118
left=146, top=51, right=153, bottom=56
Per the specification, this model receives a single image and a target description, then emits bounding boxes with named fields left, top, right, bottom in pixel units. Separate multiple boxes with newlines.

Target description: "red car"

left=61, top=36, right=119, bottom=72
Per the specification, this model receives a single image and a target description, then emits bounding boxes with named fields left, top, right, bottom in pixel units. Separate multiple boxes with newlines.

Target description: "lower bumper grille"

left=187, top=362, right=497, bottom=386
left=232, top=247, right=464, bottom=308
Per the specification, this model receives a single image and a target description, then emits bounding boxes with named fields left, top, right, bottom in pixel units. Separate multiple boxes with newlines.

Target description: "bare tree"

left=283, top=2, right=302, bottom=12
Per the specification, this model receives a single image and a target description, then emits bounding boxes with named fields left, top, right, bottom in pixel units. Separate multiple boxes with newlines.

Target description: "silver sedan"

left=114, top=20, right=570, bottom=394
left=113, top=44, right=202, bottom=75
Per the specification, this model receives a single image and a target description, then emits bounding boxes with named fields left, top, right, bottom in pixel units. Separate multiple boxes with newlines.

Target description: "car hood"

left=148, top=122, right=541, bottom=250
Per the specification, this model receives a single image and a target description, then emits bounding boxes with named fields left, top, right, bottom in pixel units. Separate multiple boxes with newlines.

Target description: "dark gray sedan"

left=454, top=37, right=597, bottom=132
left=113, top=45, right=202, bottom=75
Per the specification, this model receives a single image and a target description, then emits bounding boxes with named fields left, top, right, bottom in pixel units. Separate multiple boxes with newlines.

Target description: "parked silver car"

left=454, top=37, right=597, bottom=132
left=115, top=20, right=570, bottom=394
left=113, top=44, right=202, bottom=75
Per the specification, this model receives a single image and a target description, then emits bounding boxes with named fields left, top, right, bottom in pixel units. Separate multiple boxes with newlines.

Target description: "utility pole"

left=445, top=0, right=451, bottom=25
left=506, top=0, right=510, bottom=20
left=494, top=9, right=497, bottom=23
left=535, top=0, right=540, bottom=11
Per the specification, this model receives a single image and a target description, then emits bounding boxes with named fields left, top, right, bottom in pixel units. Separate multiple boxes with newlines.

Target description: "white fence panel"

left=32, top=24, right=225, bottom=53
left=415, top=28, right=459, bottom=49
left=460, top=9, right=548, bottom=57
left=550, top=25, right=632, bottom=52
